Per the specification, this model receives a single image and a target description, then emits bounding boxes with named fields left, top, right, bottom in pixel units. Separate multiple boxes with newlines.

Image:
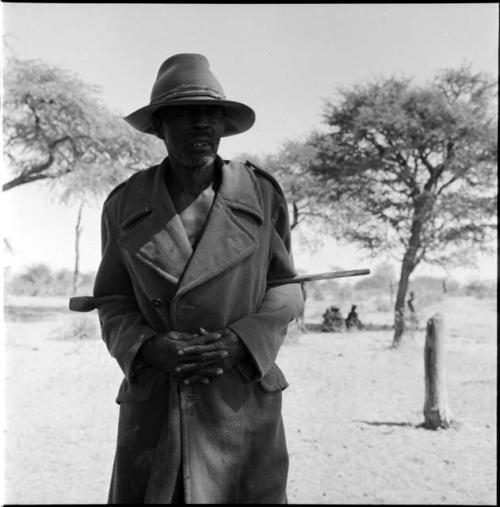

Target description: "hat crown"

left=151, top=53, right=226, bottom=103
left=124, top=53, right=255, bottom=137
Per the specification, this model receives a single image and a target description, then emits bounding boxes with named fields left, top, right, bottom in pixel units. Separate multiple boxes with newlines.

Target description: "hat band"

left=153, top=84, right=225, bottom=104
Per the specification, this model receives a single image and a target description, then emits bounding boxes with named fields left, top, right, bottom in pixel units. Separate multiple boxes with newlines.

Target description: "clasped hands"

left=140, top=327, right=249, bottom=385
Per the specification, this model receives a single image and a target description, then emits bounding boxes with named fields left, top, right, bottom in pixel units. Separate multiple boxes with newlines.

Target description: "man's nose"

left=190, top=109, right=218, bottom=128
left=192, top=114, right=210, bottom=128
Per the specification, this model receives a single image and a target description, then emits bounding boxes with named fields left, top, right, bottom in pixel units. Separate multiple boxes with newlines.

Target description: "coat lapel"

left=118, top=159, right=193, bottom=287
left=176, top=160, right=264, bottom=297
left=118, top=158, right=264, bottom=296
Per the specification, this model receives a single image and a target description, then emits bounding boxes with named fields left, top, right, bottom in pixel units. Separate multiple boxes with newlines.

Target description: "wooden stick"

left=69, top=268, right=371, bottom=312
left=267, top=268, right=370, bottom=287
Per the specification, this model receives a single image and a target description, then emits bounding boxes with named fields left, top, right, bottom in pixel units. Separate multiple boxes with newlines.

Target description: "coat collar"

left=118, top=156, right=264, bottom=295
left=216, top=158, right=264, bottom=225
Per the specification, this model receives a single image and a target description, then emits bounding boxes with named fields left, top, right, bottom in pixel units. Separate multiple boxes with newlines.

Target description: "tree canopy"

left=312, top=66, right=496, bottom=259
left=309, top=64, right=497, bottom=345
left=2, top=56, right=164, bottom=194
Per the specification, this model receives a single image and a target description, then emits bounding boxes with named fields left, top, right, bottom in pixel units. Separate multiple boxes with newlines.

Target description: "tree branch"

left=2, top=136, right=77, bottom=191
left=3, top=171, right=51, bottom=191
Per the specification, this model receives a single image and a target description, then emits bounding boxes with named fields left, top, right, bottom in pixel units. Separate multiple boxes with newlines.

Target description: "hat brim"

left=123, top=97, right=255, bottom=137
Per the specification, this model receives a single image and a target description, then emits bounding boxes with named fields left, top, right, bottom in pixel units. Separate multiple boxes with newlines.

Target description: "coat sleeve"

left=93, top=204, right=158, bottom=383
left=227, top=189, right=304, bottom=381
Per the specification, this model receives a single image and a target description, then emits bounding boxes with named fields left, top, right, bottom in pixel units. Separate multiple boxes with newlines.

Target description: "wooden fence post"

left=423, top=313, right=454, bottom=429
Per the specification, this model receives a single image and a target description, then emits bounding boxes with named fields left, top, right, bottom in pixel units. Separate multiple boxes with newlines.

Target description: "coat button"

left=151, top=298, right=163, bottom=308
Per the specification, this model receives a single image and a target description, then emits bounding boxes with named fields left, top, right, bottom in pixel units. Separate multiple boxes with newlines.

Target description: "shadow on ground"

left=353, top=420, right=415, bottom=428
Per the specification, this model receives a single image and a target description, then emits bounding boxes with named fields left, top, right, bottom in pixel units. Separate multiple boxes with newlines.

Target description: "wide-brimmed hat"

left=124, top=53, right=255, bottom=137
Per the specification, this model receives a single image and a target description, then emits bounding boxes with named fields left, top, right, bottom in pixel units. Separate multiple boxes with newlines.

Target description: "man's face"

left=157, top=104, right=225, bottom=168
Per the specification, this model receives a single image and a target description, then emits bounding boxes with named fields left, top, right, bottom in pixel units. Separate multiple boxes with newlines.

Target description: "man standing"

left=93, top=54, right=304, bottom=503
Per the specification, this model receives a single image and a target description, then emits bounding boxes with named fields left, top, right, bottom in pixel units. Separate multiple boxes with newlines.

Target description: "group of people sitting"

left=321, top=304, right=364, bottom=332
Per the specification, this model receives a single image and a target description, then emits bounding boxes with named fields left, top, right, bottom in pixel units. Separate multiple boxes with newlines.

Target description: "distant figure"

left=295, top=282, right=308, bottom=332
left=407, top=291, right=416, bottom=313
left=407, top=291, right=419, bottom=329
left=321, top=305, right=345, bottom=332
left=345, top=304, right=363, bottom=330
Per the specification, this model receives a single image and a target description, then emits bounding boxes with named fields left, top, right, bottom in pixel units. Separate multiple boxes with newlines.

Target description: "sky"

left=1, top=3, right=498, bottom=282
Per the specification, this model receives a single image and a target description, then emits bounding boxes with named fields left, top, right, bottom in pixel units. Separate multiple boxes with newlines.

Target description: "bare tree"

left=72, top=202, right=84, bottom=295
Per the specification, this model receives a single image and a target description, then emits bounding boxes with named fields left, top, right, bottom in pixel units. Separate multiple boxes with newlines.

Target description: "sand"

left=3, top=294, right=496, bottom=504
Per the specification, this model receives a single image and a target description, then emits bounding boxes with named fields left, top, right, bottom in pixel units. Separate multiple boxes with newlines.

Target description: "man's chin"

left=179, top=153, right=217, bottom=169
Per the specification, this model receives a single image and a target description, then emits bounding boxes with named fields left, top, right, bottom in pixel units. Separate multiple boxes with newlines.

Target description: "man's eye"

left=171, top=107, right=224, bottom=119
left=212, top=109, right=224, bottom=118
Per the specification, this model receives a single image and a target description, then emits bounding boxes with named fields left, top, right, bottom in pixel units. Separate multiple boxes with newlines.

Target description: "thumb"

left=199, top=327, right=222, bottom=342
left=169, top=331, right=191, bottom=341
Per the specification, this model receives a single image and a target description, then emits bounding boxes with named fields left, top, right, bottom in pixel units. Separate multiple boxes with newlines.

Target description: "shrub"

left=6, top=263, right=54, bottom=296
left=374, top=299, right=392, bottom=312
left=354, top=275, right=389, bottom=293
left=464, top=279, right=496, bottom=299
left=5, top=263, right=96, bottom=296
left=442, top=277, right=461, bottom=294
left=50, top=314, right=99, bottom=340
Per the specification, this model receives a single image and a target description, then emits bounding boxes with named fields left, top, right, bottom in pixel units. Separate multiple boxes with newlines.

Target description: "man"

left=92, top=53, right=304, bottom=503
left=345, top=304, right=363, bottom=330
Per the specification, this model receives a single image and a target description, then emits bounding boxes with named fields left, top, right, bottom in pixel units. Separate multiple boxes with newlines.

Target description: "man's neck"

left=166, top=156, right=218, bottom=198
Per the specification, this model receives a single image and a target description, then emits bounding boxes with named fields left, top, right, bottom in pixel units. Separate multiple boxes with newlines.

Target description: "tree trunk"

left=72, top=202, right=84, bottom=295
left=392, top=258, right=413, bottom=347
left=392, top=192, right=434, bottom=348
left=423, top=313, right=453, bottom=429
left=291, top=201, right=299, bottom=230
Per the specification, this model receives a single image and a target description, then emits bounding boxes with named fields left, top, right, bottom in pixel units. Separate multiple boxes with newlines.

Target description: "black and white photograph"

left=1, top=3, right=497, bottom=505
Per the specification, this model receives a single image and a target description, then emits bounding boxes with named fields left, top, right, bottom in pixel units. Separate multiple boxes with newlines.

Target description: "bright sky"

left=1, top=3, right=498, bottom=281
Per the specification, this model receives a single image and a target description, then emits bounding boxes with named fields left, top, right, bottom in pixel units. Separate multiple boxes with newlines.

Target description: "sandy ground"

left=2, top=294, right=496, bottom=504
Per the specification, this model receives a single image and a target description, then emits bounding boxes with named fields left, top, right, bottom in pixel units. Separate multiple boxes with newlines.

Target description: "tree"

left=233, top=144, right=332, bottom=232
left=2, top=56, right=165, bottom=293
left=234, top=144, right=344, bottom=259
left=308, top=65, right=497, bottom=347
left=2, top=56, right=164, bottom=191
left=263, top=140, right=330, bottom=230
left=72, top=201, right=84, bottom=295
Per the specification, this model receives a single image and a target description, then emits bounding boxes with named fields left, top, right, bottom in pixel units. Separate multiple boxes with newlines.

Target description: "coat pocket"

left=258, top=363, right=289, bottom=392
left=115, top=369, right=161, bottom=404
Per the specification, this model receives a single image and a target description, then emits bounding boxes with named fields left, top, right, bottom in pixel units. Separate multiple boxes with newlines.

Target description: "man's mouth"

left=188, top=139, right=213, bottom=150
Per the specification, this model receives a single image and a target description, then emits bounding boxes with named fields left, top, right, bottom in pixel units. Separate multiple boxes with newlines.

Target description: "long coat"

left=93, top=157, right=304, bottom=504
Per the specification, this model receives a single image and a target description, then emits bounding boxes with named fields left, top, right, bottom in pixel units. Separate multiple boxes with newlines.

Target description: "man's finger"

left=182, top=367, right=224, bottom=384
left=178, top=350, right=228, bottom=364
left=179, top=341, right=225, bottom=356
left=182, top=374, right=203, bottom=385
left=182, top=375, right=211, bottom=385
left=199, top=331, right=222, bottom=342
left=175, top=359, right=226, bottom=373
left=169, top=331, right=198, bottom=341
left=176, top=333, right=222, bottom=355
left=199, top=328, right=222, bottom=342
